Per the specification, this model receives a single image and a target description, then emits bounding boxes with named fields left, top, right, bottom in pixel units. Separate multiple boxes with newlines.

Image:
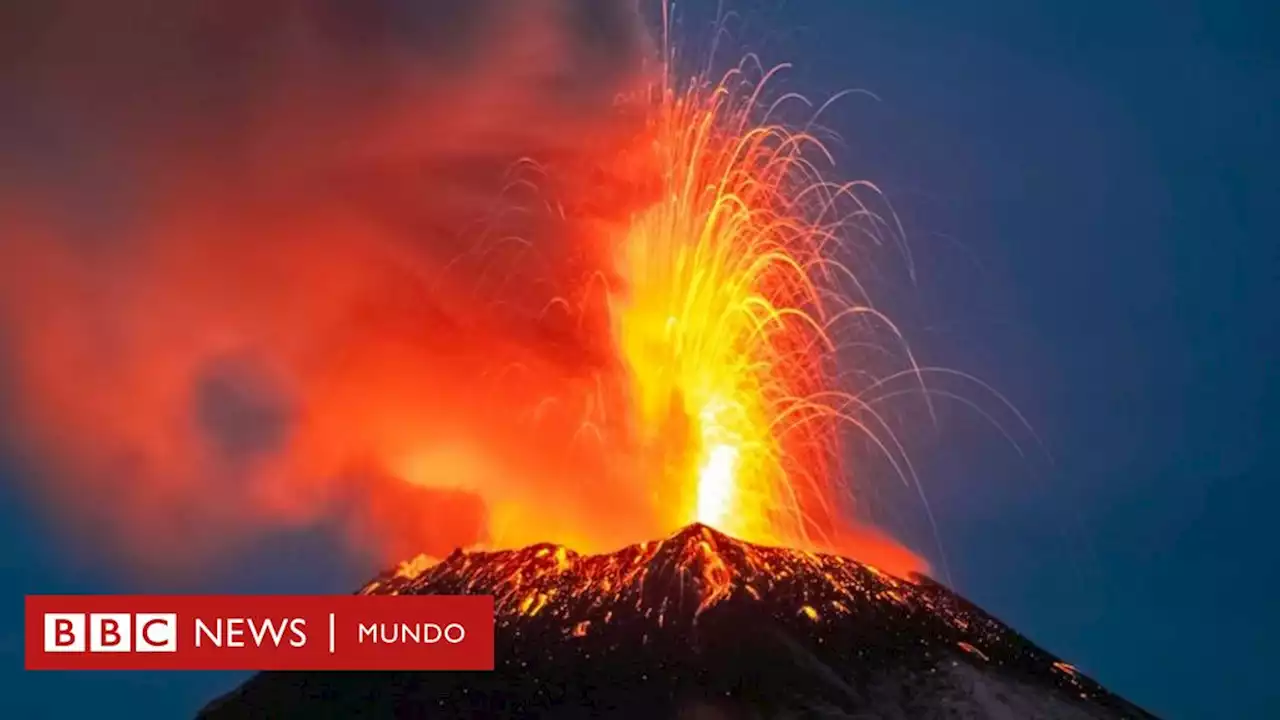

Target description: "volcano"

left=197, top=524, right=1154, bottom=719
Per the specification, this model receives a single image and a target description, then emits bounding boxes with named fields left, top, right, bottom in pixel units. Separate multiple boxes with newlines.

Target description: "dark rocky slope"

left=198, top=524, right=1156, bottom=719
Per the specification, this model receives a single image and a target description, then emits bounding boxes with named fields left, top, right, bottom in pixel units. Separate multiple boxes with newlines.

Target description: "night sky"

left=3, top=1, right=1278, bottom=718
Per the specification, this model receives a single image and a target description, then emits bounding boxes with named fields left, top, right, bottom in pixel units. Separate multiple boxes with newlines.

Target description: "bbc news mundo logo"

left=25, top=595, right=494, bottom=671
left=44, top=612, right=178, bottom=653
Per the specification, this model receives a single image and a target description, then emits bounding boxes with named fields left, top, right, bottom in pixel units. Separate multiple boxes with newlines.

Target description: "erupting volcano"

left=200, top=46, right=1153, bottom=720
left=1, top=2, right=1156, bottom=717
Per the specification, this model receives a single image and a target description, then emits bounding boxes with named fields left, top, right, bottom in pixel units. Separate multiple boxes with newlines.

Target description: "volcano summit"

left=198, top=524, right=1153, bottom=719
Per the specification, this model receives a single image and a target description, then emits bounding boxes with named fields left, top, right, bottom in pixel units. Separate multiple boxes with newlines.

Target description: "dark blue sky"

left=3, top=1, right=1278, bottom=718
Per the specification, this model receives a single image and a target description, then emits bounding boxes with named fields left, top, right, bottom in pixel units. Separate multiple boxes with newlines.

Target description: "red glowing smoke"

left=0, top=0, right=929, bottom=580
left=0, top=0, right=660, bottom=570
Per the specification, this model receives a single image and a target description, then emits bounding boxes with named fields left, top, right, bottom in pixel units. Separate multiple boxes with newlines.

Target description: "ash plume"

left=0, top=0, right=661, bottom=572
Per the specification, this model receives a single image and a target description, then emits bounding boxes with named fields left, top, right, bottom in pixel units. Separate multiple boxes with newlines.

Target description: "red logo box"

left=25, top=595, right=494, bottom=671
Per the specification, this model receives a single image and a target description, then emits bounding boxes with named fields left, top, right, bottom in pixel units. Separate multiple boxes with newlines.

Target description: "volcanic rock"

left=197, top=524, right=1156, bottom=719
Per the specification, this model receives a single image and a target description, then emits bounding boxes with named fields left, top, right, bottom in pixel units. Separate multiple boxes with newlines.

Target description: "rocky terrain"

left=198, top=524, right=1156, bottom=719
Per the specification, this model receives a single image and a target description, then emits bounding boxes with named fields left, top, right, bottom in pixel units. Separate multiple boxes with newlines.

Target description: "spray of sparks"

left=608, top=45, right=934, bottom=560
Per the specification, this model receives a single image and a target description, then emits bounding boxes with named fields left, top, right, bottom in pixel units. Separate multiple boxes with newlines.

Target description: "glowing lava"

left=610, top=56, right=907, bottom=555
left=696, top=439, right=739, bottom=529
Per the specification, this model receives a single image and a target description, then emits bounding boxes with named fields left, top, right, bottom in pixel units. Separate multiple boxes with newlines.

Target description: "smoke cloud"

left=0, top=0, right=663, bottom=571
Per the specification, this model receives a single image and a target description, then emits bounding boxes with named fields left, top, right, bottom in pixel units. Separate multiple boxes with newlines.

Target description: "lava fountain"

left=606, top=56, right=928, bottom=569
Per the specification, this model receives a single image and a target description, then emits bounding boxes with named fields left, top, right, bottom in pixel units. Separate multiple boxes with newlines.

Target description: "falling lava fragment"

left=198, top=524, right=1157, bottom=719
